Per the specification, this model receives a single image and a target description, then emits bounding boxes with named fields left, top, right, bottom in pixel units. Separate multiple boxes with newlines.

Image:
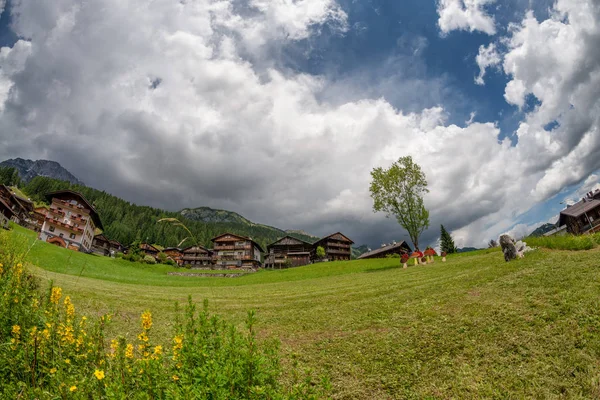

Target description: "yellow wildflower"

left=70, top=386, right=77, bottom=392
left=12, top=325, right=21, bottom=336
left=64, top=296, right=75, bottom=320
left=151, top=345, right=163, bottom=360
left=172, top=375, right=180, bottom=381
left=137, top=332, right=148, bottom=342
left=141, top=311, right=152, bottom=330
left=125, top=343, right=134, bottom=359
left=109, top=339, right=118, bottom=357
left=50, top=287, right=62, bottom=305
left=94, top=369, right=105, bottom=380
left=65, top=359, right=71, bottom=365
left=50, top=368, right=57, bottom=374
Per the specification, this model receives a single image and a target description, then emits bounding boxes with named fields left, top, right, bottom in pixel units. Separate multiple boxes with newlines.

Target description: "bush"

left=123, top=253, right=141, bottom=263
left=385, top=253, right=400, bottom=259
left=525, top=234, right=596, bottom=251
left=142, top=255, right=156, bottom=264
left=157, top=252, right=168, bottom=264
left=165, top=259, right=177, bottom=267
left=115, top=252, right=124, bottom=258
left=0, top=231, right=327, bottom=398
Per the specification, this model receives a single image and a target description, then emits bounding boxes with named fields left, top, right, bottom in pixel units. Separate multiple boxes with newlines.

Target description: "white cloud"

left=0, top=0, right=600, bottom=250
left=475, top=43, right=501, bottom=85
left=437, top=0, right=497, bottom=35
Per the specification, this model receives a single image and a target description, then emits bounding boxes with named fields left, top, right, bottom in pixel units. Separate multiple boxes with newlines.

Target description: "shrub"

left=385, top=253, right=400, bottom=259
left=165, top=259, right=177, bottom=267
left=157, top=252, right=168, bottom=264
left=0, top=231, right=327, bottom=398
left=115, top=252, right=124, bottom=258
left=142, top=255, right=157, bottom=264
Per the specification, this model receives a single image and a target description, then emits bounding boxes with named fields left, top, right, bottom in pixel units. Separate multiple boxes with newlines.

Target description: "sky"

left=1, top=0, right=600, bottom=249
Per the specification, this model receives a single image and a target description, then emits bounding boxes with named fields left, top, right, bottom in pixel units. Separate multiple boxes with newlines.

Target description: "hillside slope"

left=17, top=226, right=600, bottom=399
left=0, top=158, right=84, bottom=185
left=20, top=176, right=318, bottom=249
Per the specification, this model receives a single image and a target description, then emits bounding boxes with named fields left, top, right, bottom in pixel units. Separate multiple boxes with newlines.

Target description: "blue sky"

left=0, top=0, right=598, bottom=248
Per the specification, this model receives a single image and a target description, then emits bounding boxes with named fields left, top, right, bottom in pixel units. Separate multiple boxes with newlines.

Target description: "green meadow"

left=9, top=225, right=600, bottom=398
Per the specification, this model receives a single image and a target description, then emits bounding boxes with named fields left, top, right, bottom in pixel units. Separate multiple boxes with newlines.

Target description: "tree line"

left=3, top=170, right=312, bottom=250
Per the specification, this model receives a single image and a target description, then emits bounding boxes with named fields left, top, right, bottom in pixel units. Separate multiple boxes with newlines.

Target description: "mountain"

left=19, top=175, right=321, bottom=249
left=351, top=244, right=369, bottom=259
left=180, top=207, right=319, bottom=244
left=529, top=223, right=557, bottom=237
left=457, top=247, right=480, bottom=253
left=0, top=158, right=84, bottom=185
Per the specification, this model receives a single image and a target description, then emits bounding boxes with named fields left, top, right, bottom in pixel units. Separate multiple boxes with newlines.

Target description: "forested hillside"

left=19, top=175, right=317, bottom=249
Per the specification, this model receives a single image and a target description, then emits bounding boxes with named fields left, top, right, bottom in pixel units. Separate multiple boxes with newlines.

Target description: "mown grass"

left=8, top=225, right=600, bottom=398
left=525, top=233, right=600, bottom=251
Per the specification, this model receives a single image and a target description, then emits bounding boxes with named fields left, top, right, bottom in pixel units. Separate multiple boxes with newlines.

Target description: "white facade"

left=39, top=198, right=97, bottom=252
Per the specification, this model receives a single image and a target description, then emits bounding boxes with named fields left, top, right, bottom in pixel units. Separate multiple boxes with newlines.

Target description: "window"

left=70, top=233, right=76, bottom=239
left=49, top=226, right=55, bottom=232
left=59, top=233, right=64, bottom=238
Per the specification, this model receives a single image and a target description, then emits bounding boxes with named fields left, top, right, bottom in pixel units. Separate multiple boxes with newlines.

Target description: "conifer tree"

left=440, top=225, right=457, bottom=254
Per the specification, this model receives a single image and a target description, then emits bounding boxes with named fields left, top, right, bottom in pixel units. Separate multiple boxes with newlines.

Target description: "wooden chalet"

left=30, top=207, right=48, bottom=232
left=91, top=234, right=124, bottom=257
left=39, top=190, right=103, bottom=252
left=0, top=185, right=34, bottom=225
left=139, top=243, right=160, bottom=259
left=0, top=198, right=15, bottom=229
left=357, top=241, right=412, bottom=260
left=559, top=194, right=600, bottom=234
left=163, top=247, right=184, bottom=266
left=312, top=232, right=354, bottom=262
left=180, top=246, right=212, bottom=268
left=211, top=233, right=264, bottom=270
left=264, top=236, right=313, bottom=269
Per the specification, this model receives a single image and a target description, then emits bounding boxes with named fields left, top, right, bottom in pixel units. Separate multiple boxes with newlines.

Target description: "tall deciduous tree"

left=440, top=225, right=457, bottom=254
left=370, top=156, right=430, bottom=249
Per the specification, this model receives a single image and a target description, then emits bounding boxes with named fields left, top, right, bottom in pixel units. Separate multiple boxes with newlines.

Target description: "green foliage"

left=385, top=253, right=401, bottom=258
left=157, top=252, right=168, bottom=264
left=440, top=225, right=457, bottom=254
left=525, top=234, right=597, bottom=251
left=115, top=252, right=124, bottom=259
left=370, top=156, right=429, bottom=249
left=0, top=234, right=327, bottom=398
left=21, top=176, right=316, bottom=251
left=0, top=166, right=21, bottom=187
left=316, top=246, right=326, bottom=259
left=143, top=255, right=157, bottom=264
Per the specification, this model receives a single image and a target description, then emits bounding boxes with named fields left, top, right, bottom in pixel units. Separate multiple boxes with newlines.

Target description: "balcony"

left=216, top=255, right=254, bottom=261
left=45, top=218, right=83, bottom=233
left=326, top=248, right=350, bottom=255
left=182, top=255, right=212, bottom=261
left=326, top=243, right=351, bottom=249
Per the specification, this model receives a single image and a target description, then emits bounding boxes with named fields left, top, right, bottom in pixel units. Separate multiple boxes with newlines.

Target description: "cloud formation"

left=437, top=0, right=497, bottom=35
left=0, top=0, right=599, bottom=249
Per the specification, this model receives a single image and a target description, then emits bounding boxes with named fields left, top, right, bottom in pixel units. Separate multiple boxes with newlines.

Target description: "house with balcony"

left=0, top=198, right=15, bottom=229
left=39, top=190, right=103, bottom=252
left=180, top=245, right=212, bottom=268
left=558, top=191, right=600, bottom=235
left=91, top=234, right=124, bottom=256
left=311, top=232, right=354, bottom=262
left=211, top=233, right=263, bottom=270
left=357, top=240, right=412, bottom=260
left=0, top=185, right=34, bottom=226
left=139, top=243, right=160, bottom=260
left=264, top=236, right=313, bottom=269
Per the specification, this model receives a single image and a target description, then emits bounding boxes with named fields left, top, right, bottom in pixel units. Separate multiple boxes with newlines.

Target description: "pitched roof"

left=314, top=232, right=354, bottom=245
left=267, top=235, right=313, bottom=250
left=44, top=190, right=103, bottom=230
left=0, top=198, right=15, bottom=216
left=560, top=199, right=600, bottom=218
left=357, top=241, right=411, bottom=259
left=211, top=232, right=265, bottom=252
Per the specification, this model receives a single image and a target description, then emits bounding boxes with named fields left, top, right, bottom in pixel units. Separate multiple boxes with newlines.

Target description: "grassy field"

left=8, top=225, right=600, bottom=398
